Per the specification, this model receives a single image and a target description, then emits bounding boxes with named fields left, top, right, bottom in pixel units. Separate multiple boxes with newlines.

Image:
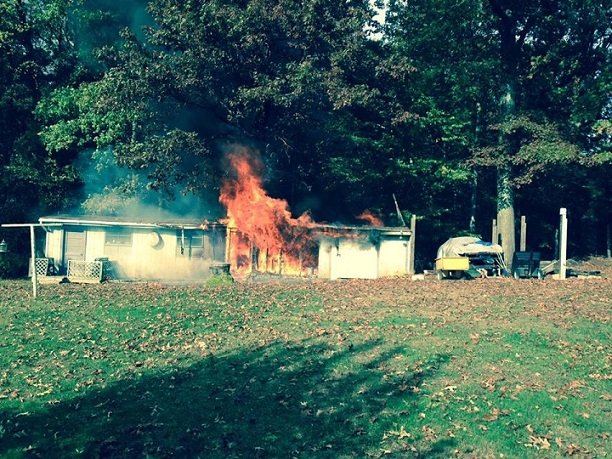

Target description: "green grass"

left=0, top=278, right=610, bottom=458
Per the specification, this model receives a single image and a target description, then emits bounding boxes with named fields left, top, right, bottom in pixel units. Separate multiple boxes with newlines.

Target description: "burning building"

left=35, top=213, right=414, bottom=282
left=219, top=146, right=416, bottom=280
left=33, top=146, right=415, bottom=282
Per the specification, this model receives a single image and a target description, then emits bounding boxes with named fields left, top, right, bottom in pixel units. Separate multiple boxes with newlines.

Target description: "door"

left=330, top=239, right=378, bottom=279
left=64, top=229, right=86, bottom=267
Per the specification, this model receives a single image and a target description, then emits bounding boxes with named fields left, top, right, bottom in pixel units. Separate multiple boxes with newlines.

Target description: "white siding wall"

left=44, top=229, right=63, bottom=269
left=317, top=240, right=333, bottom=279
left=378, top=238, right=410, bottom=277
left=84, top=230, right=105, bottom=262
left=103, top=229, right=214, bottom=280
left=319, top=238, right=378, bottom=280
left=45, top=226, right=225, bottom=281
left=318, top=233, right=413, bottom=279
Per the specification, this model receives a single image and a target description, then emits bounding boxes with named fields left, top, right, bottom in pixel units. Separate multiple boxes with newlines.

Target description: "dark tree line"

left=1, top=0, right=610, bottom=273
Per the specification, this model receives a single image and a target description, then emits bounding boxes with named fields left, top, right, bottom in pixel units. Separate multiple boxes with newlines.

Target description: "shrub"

left=0, top=253, right=28, bottom=278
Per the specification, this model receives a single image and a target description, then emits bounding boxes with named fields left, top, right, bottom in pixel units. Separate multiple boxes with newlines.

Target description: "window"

left=189, top=232, right=204, bottom=248
left=105, top=229, right=132, bottom=246
left=177, top=230, right=205, bottom=257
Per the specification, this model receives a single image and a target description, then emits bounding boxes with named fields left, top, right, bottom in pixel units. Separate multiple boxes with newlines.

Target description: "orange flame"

left=219, top=146, right=317, bottom=276
left=356, top=210, right=384, bottom=227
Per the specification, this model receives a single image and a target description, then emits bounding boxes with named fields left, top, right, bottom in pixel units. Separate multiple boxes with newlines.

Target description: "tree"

left=383, top=0, right=611, bottom=260
left=39, top=0, right=381, bottom=217
left=484, top=0, right=611, bottom=261
left=0, top=0, right=84, bottom=225
left=378, top=0, right=499, bottom=250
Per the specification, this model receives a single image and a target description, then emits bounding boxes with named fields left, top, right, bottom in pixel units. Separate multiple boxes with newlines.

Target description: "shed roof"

left=312, top=224, right=412, bottom=236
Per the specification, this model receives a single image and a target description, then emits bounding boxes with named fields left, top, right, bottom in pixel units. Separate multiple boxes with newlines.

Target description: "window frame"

left=104, top=228, right=133, bottom=246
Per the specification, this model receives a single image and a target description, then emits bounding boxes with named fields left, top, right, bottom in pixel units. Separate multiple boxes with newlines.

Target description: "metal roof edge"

left=38, top=215, right=226, bottom=230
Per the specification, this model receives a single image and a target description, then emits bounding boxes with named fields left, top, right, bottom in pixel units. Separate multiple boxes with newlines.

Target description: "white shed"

left=317, top=226, right=415, bottom=280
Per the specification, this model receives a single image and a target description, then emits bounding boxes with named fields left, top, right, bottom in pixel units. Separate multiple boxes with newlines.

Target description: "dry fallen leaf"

left=563, top=380, right=585, bottom=391
left=398, top=426, right=410, bottom=438
left=525, top=435, right=550, bottom=450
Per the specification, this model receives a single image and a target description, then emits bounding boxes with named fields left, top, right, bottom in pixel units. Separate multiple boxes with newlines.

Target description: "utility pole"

left=520, top=216, right=527, bottom=252
left=559, top=208, right=568, bottom=280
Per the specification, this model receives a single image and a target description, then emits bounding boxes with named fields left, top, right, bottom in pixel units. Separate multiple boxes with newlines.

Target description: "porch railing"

left=67, top=260, right=106, bottom=282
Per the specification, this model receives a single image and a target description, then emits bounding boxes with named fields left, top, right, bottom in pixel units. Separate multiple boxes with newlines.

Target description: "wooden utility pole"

left=520, top=216, right=527, bottom=251
left=408, top=214, right=417, bottom=275
left=559, top=208, right=568, bottom=280
left=492, top=219, right=498, bottom=244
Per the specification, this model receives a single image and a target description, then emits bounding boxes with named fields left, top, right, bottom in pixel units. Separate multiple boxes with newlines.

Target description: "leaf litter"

left=0, top=277, right=610, bottom=458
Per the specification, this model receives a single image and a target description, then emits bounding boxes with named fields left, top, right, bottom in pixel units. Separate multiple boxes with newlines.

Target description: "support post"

left=492, top=219, right=497, bottom=244
left=225, top=227, right=232, bottom=265
left=408, top=214, right=417, bottom=274
left=520, top=216, right=527, bottom=252
left=278, top=249, right=282, bottom=276
left=607, top=224, right=611, bottom=259
left=559, top=208, right=568, bottom=280
left=30, top=225, right=38, bottom=299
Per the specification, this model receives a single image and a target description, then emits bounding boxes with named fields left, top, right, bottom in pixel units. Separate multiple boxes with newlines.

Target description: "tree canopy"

left=1, top=0, right=611, bottom=265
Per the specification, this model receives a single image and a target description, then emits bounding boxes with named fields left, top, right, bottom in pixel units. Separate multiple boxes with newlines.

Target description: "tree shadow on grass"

left=0, top=340, right=453, bottom=458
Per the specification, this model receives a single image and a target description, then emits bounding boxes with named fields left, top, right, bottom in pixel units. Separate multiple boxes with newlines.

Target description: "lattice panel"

left=29, top=258, right=51, bottom=277
left=35, top=258, right=49, bottom=276
left=68, top=261, right=103, bottom=280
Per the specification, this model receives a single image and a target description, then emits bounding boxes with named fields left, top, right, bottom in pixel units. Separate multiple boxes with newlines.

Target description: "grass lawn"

left=0, top=277, right=610, bottom=458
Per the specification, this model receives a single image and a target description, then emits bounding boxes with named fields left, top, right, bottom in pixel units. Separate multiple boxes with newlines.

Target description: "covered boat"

left=436, top=237, right=505, bottom=279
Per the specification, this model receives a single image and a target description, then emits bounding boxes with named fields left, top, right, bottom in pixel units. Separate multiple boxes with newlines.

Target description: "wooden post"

left=408, top=214, right=417, bottom=274
left=492, top=219, right=497, bottom=244
left=520, top=216, right=527, bottom=252
left=30, top=225, right=38, bottom=299
left=607, top=224, right=611, bottom=259
left=225, top=227, right=232, bottom=265
left=559, top=208, right=568, bottom=280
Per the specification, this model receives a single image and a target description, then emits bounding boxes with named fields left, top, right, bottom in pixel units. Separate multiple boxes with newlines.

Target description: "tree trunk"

left=497, top=79, right=516, bottom=265
left=470, top=103, right=481, bottom=235
left=489, top=0, right=520, bottom=267
left=497, top=163, right=515, bottom=266
left=469, top=168, right=477, bottom=234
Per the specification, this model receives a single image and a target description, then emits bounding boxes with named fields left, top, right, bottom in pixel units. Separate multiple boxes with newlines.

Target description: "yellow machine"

left=435, top=257, right=470, bottom=279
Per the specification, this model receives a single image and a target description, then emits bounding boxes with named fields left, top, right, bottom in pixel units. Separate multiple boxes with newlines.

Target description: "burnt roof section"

left=38, top=215, right=411, bottom=235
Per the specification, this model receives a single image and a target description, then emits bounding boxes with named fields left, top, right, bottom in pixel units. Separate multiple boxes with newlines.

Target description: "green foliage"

left=382, top=0, right=611, bottom=248
left=0, top=253, right=27, bottom=279
left=35, top=0, right=384, bottom=215
left=0, top=0, right=87, bottom=223
left=0, top=0, right=610, bottom=256
left=205, top=273, right=235, bottom=287
left=475, top=115, right=583, bottom=186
